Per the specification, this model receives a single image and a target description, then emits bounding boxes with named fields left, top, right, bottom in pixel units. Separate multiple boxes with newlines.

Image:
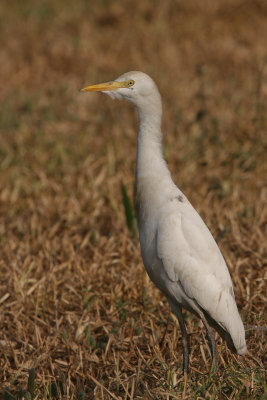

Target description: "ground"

left=0, top=0, right=266, bottom=398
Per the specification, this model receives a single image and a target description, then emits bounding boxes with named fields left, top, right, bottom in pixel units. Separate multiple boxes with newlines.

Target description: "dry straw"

left=0, top=0, right=266, bottom=398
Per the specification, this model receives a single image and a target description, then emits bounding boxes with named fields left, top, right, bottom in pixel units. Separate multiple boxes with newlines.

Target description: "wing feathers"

left=156, top=207, right=247, bottom=354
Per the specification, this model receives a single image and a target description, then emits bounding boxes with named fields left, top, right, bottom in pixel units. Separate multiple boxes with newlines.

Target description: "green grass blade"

left=121, top=183, right=134, bottom=230
left=27, top=368, right=36, bottom=399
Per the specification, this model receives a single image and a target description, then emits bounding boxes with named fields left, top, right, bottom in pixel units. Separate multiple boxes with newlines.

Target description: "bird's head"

left=81, top=71, right=161, bottom=110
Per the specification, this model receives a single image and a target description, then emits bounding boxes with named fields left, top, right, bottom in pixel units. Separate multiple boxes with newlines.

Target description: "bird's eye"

left=128, top=80, right=135, bottom=87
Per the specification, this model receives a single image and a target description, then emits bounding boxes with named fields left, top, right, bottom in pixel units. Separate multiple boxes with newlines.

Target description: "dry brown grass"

left=0, top=0, right=266, bottom=398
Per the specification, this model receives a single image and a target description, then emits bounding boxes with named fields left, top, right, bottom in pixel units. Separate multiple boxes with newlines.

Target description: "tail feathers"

left=230, top=319, right=247, bottom=355
left=205, top=291, right=247, bottom=355
left=231, top=314, right=247, bottom=355
left=236, top=342, right=247, bottom=355
left=215, top=291, right=247, bottom=355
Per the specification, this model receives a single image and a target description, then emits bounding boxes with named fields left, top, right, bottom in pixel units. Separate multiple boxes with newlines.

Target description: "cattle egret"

left=81, top=71, right=247, bottom=373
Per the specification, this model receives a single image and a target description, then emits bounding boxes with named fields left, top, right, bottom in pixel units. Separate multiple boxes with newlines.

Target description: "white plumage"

left=81, top=71, right=247, bottom=372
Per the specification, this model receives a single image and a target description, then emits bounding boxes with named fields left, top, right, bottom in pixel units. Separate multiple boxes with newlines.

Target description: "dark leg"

left=205, top=324, right=217, bottom=372
left=167, top=299, right=190, bottom=374
left=176, top=306, right=190, bottom=374
left=193, top=305, right=217, bottom=372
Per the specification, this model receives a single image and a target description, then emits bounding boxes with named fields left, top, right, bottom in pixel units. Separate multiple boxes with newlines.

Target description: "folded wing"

left=157, top=204, right=247, bottom=354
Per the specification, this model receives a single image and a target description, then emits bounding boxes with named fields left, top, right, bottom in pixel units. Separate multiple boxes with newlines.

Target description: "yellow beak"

left=81, top=81, right=125, bottom=92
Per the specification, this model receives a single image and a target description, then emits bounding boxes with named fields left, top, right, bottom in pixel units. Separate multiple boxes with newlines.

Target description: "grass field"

left=0, top=0, right=266, bottom=398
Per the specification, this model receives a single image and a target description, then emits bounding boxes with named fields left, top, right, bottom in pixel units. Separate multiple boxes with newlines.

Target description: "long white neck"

left=135, top=93, right=171, bottom=182
left=135, top=91, right=175, bottom=225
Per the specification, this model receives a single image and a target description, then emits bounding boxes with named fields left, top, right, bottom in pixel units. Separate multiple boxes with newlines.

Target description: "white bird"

left=81, top=71, right=247, bottom=373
